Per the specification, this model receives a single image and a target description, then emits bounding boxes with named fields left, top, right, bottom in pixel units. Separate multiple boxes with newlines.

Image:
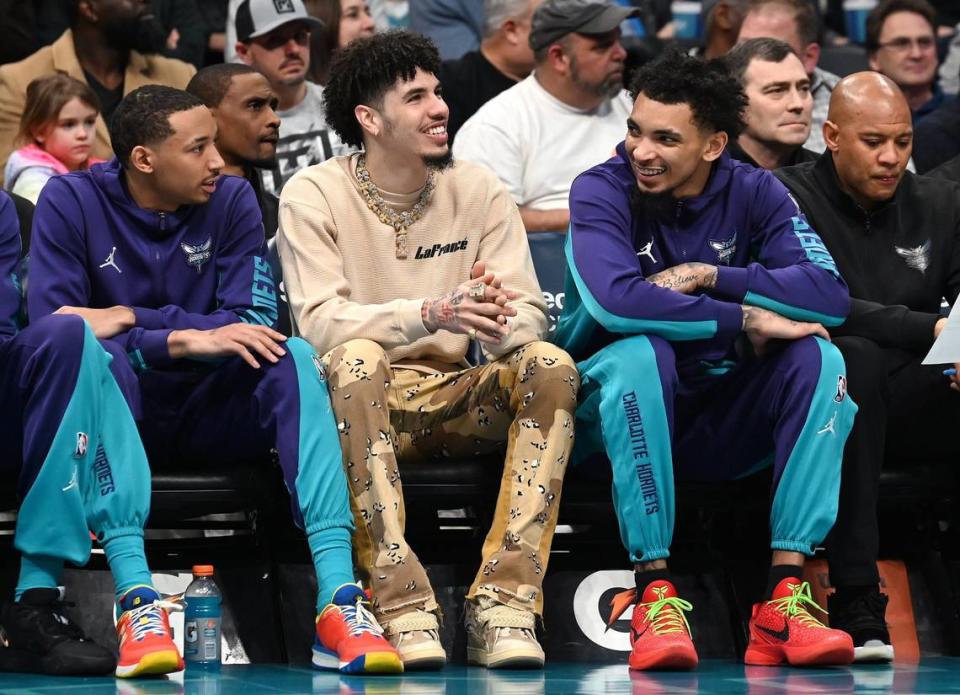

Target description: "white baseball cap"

left=235, top=0, right=323, bottom=43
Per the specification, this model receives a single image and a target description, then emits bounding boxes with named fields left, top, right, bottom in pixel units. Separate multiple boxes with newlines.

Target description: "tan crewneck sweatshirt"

left=277, top=154, right=548, bottom=366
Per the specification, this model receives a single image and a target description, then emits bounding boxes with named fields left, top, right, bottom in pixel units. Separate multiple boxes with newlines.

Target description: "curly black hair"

left=110, top=85, right=205, bottom=168
left=629, top=47, right=747, bottom=139
left=323, top=30, right=442, bottom=149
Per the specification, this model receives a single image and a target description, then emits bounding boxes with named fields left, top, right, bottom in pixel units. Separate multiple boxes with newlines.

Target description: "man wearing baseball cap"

left=453, top=0, right=638, bottom=232
left=236, top=0, right=352, bottom=196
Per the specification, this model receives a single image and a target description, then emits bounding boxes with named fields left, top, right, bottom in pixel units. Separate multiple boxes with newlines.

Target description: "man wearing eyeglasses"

left=235, top=0, right=353, bottom=195
left=866, top=0, right=945, bottom=124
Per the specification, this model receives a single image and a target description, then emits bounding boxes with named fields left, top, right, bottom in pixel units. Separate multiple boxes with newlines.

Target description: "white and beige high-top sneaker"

left=381, top=609, right=446, bottom=670
left=464, top=596, right=544, bottom=669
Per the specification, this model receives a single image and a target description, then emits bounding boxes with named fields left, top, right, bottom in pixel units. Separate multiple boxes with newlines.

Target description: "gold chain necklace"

left=355, top=153, right=435, bottom=259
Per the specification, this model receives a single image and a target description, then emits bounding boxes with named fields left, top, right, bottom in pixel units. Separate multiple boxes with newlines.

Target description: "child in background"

left=4, top=74, right=104, bottom=203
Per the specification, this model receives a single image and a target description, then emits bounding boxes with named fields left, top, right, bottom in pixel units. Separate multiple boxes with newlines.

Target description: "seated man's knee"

left=322, top=338, right=391, bottom=391
left=605, top=334, right=676, bottom=375
left=514, top=341, right=580, bottom=396
left=17, top=312, right=87, bottom=352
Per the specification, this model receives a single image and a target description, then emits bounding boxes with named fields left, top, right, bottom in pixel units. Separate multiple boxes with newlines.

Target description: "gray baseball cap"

left=236, top=0, right=323, bottom=43
left=529, top=0, right=641, bottom=52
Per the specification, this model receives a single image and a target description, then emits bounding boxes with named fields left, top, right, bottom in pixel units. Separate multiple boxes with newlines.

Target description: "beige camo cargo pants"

left=321, top=339, right=579, bottom=621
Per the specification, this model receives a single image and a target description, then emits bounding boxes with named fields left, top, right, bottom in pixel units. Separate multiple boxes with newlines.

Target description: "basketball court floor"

left=1, top=659, right=959, bottom=695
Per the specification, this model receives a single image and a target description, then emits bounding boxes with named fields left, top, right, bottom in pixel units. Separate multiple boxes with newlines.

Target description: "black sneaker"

left=827, top=588, right=894, bottom=662
left=0, top=588, right=116, bottom=675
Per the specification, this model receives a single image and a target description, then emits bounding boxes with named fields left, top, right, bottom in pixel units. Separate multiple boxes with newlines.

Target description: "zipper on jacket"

left=675, top=202, right=686, bottom=258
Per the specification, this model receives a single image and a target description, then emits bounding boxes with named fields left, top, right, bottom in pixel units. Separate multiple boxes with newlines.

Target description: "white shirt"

left=259, top=81, right=353, bottom=196
left=453, top=74, right=632, bottom=212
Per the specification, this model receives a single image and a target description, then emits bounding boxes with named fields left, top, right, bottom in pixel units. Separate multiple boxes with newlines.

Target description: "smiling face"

left=868, top=11, right=937, bottom=92
left=141, top=106, right=225, bottom=207
left=373, top=68, right=450, bottom=166
left=625, top=93, right=725, bottom=199
left=741, top=53, right=812, bottom=148
left=210, top=72, right=280, bottom=171
left=37, top=97, right=98, bottom=171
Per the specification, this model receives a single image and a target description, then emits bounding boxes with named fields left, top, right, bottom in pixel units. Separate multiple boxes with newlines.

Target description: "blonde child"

left=4, top=74, right=104, bottom=203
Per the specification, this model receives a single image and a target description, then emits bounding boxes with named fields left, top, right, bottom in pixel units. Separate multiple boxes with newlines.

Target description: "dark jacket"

left=726, top=141, right=819, bottom=170
left=776, top=153, right=960, bottom=352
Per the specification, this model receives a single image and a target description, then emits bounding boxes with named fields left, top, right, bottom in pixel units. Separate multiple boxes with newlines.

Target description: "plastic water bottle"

left=184, top=565, right=222, bottom=669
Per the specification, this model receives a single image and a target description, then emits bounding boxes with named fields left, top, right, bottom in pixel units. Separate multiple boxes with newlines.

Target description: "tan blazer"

left=0, top=29, right=196, bottom=184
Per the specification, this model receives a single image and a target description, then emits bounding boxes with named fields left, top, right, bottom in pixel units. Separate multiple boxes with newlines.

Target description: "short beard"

left=103, top=14, right=168, bottom=54
left=629, top=186, right=677, bottom=221
left=569, top=57, right=623, bottom=100
left=424, top=150, right=454, bottom=172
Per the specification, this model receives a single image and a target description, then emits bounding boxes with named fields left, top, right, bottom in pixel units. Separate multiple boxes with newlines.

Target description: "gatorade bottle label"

left=184, top=619, right=200, bottom=660
left=202, top=618, right=221, bottom=661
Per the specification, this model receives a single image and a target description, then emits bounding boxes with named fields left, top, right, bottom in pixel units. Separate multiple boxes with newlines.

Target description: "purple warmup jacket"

left=27, top=159, right=278, bottom=371
left=0, top=192, right=20, bottom=341
left=555, top=144, right=850, bottom=382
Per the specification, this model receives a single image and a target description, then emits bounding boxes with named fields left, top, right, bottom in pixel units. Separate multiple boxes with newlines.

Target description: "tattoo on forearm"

left=702, top=267, right=718, bottom=290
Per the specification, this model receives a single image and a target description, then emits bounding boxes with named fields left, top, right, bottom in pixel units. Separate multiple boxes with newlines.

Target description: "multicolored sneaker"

left=608, top=580, right=698, bottom=671
left=313, top=583, right=403, bottom=674
left=115, top=586, right=184, bottom=678
left=745, top=579, right=854, bottom=667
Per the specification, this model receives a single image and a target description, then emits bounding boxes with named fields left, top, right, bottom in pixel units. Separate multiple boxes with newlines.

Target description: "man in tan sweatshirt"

left=276, top=31, right=579, bottom=670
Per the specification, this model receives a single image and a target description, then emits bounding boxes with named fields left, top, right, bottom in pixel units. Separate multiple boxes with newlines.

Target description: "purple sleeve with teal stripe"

left=0, top=193, right=21, bottom=340
left=710, top=175, right=849, bottom=326
left=568, top=171, right=743, bottom=343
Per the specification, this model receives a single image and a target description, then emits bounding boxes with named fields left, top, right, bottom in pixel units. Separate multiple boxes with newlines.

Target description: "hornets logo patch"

left=181, top=237, right=213, bottom=273
left=708, top=235, right=737, bottom=265
left=311, top=353, right=327, bottom=381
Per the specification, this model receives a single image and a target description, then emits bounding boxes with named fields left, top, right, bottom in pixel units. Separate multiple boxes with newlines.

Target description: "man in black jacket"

left=776, top=71, right=960, bottom=663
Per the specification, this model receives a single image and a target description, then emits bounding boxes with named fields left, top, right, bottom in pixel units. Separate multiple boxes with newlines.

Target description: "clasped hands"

left=421, top=261, right=519, bottom=344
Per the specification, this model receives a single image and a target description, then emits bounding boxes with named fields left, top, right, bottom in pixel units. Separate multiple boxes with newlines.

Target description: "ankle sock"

left=101, top=534, right=154, bottom=603
left=15, top=555, right=63, bottom=601
left=765, top=564, right=803, bottom=599
left=307, top=526, right=355, bottom=612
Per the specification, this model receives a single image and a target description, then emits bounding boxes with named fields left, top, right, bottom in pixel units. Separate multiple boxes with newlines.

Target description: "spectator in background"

left=738, top=0, right=840, bottom=154
left=454, top=0, right=638, bottom=232
left=410, top=0, right=484, bottom=60
left=187, top=63, right=282, bottom=237
left=4, top=75, right=105, bottom=204
left=304, top=0, right=377, bottom=84
left=866, top=0, right=944, bottom=123
left=725, top=38, right=817, bottom=168
left=441, top=0, right=541, bottom=144
left=0, top=0, right=195, bottom=183
left=776, top=73, right=960, bottom=662
left=235, top=0, right=351, bottom=196
left=699, top=0, right=750, bottom=59
left=912, top=86, right=960, bottom=172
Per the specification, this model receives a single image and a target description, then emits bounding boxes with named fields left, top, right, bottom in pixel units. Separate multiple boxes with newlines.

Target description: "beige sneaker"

left=381, top=609, right=446, bottom=670
left=465, top=597, right=545, bottom=669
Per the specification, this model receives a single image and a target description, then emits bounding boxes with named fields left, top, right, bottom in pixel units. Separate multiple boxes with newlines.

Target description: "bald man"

left=776, top=72, right=960, bottom=663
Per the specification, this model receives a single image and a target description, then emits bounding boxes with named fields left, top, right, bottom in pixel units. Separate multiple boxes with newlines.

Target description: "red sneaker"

left=745, top=578, right=854, bottom=667
left=313, top=583, right=403, bottom=674
left=115, top=586, right=184, bottom=678
left=608, top=580, right=698, bottom=671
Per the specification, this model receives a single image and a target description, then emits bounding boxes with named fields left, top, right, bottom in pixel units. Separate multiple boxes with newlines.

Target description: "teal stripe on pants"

left=574, top=335, right=675, bottom=563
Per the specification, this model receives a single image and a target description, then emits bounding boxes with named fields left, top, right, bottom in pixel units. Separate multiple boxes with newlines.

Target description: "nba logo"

left=834, top=375, right=847, bottom=403
left=273, top=0, right=295, bottom=12
left=74, top=432, right=89, bottom=458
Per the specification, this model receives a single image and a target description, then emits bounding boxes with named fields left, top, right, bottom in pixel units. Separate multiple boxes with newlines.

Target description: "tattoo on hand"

left=423, top=289, right=465, bottom=331
left=702, top=267, right=718, bottom=290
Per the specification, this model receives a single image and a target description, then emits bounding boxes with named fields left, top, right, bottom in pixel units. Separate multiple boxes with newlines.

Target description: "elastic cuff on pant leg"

left=305, top=517, right=355, bottom=536
left=95, top=526, right=145, bottom=544
left=629, top=548, right=670, bottom=564
left=771, top=539, right=816, bottom=555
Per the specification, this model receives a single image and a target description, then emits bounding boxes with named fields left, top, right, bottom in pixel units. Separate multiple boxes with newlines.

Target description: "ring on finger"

left=468, top=328, right=478, bottom=339
left=468, top=283, right=486, bottom=299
